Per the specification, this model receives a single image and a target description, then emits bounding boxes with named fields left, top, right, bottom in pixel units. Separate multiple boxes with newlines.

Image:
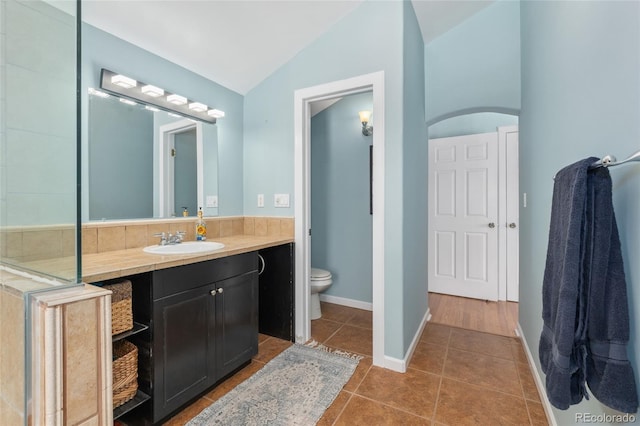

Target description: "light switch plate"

left=257, top=194, right=265, bottom=208
left=274, top=193, right=290, bottom=208
left=206, top=195, right=218, bottom=208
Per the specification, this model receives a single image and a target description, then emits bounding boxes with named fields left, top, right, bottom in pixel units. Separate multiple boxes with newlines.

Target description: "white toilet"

left=310, top=268, right=333, bottom=320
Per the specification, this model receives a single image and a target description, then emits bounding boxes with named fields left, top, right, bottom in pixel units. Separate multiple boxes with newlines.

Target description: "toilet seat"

left=311, top=268, right=331, bottom=280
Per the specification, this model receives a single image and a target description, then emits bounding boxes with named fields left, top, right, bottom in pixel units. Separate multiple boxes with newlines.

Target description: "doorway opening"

left=294, top=71, right=387, bottom=368
left=427, top=113, right=519, bottom=337
left=157, top=120, right=204, bottom=218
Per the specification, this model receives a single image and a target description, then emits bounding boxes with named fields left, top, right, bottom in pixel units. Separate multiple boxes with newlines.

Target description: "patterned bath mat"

left=186, top=344, right=361, bottom=425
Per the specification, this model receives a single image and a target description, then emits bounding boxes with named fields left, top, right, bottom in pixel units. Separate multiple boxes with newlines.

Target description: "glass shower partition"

left=0, top=0, right=80, bottom=423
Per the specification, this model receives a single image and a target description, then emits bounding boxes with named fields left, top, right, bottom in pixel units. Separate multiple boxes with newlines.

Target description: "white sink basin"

left=143, top=241, right=225, bottom=255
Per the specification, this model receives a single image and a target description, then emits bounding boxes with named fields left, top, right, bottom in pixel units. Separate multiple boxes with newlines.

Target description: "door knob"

left=488, top=222, right=495, bottom=228
left=509, top=223, right=517, bottom=229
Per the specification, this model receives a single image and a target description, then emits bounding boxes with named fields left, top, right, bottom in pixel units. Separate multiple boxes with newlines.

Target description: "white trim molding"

left=294, top=71, right=386, bottom=368
left=157, top=119, right=204, bottom=217
left=383, top=308, right=431, bottom=373
left=319, top=294, right=372, bottom=311
left=516, top=324, right=557, bottom=426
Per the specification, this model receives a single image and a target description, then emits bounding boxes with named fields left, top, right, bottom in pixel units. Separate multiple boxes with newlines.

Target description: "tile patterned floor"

left=164, top=302, right=549, bottom=425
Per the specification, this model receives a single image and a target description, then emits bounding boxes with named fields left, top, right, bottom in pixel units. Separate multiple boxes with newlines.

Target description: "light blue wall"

left=244, top=0, right=413, bottom=358
left=88, top=95, right=153, bottom=220
left=311, top=93, right=373, bottom=303
left=425, top=0, right=520, bottom=124
left=81, top=24, right=244, bottom=219
left=428, top=112, right=518, bottom=139
left=520, top=1, right=640, bottom=423
left=402, top=0, right=429, bottom=354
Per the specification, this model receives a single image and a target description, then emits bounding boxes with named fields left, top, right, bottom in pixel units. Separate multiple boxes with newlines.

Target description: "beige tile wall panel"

left=0, top=288, right=25, bottom=423
left=30, top=285, right=112, bottom=426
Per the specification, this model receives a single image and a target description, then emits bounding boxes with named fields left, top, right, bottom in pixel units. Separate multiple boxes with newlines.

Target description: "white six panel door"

left=428, top=132, right=499, bottom=301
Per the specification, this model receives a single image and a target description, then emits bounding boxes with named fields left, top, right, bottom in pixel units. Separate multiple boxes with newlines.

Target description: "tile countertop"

left=82, top=235, right=294, bottom=284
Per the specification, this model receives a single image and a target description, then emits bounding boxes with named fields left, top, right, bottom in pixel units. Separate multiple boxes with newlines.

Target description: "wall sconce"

left=99, top=69, right=224, bottom=124
left=359, top=110, right=373, bottom=136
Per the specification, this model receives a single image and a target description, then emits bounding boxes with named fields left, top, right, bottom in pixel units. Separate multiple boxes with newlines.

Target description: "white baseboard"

left=382, top=308, right=431, bottom=373
left=319, top=294, right=372, bottom=311
left=516, top=323, right=557, bottom=426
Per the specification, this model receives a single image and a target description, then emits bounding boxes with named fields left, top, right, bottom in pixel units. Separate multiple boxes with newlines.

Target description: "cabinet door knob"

left=217, top=288, right=224, bottom=294
left=210, top=290, right=217, bottom=296
left=488, top=222, right=495, bottom=229
left=509, top=222, right=517, bottom=228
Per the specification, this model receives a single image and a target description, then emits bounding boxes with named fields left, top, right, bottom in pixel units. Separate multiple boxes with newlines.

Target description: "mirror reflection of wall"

left=89, top=93, right=153, bottom=220
left=88, top=92, right=218, bottom=221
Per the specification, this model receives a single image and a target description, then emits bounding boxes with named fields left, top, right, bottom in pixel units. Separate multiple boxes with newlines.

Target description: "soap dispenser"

left=195, top=207, right=207, bottom=241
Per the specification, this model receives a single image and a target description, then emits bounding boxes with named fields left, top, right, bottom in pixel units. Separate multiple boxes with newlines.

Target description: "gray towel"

left=539, top=157, right=638, bottom=413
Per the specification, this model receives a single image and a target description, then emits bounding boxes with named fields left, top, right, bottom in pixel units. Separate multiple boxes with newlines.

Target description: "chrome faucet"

left=153, top=231, right=186, bottom=245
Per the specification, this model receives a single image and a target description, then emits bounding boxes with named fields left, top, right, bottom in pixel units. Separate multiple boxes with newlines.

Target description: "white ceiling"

left=82, top=0, right=493, bottom=95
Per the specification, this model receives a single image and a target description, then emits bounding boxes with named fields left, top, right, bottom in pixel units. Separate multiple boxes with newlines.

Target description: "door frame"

left=294, top=71, right=385, bottom=367
left=497, top=125, right=519, bottom=301
left=157, top=119, right=203, bottom=217
left=427, top=125, right=519, bottom=302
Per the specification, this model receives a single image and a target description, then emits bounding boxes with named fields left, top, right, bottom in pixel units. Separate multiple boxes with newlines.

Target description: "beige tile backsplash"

left=81, top=216, right=293, bottom=255
left=0, top=217, right=293, bottom=259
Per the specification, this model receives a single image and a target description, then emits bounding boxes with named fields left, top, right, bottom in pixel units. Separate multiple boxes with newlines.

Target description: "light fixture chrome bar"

left=99, top=69, right=221, bottom=124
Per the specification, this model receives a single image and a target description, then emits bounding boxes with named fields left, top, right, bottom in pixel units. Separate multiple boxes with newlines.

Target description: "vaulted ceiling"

left=82, top=1, right=493, bottom=95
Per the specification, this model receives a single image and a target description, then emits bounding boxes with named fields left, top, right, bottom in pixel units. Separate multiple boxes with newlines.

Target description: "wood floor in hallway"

left=428, top=292, right=519, bottom=337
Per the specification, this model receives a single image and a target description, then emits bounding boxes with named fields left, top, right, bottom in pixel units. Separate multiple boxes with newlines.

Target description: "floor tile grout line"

left=346, top=392, right=433, bottom=422
left=351, top=360, right=372, bottom=394
left=329, top=390, right=354, bottom=426
left=444, top=344, right=517, bottom=363
left=440, top=374, right=530, bottom=400
left=430, top=328, right=451, bottom=425
left=514, top=344, right=536, bottom=425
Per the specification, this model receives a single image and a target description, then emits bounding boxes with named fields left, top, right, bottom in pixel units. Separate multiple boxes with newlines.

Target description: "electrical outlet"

left=257, top=194, right=264, bottom=208
left=274, top=193, right=290, bottom=208
left=206, top=195, right=218, bottom=208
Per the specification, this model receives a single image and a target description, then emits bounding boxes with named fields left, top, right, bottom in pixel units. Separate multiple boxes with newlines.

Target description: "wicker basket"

left=106, top=280, right=133, bottom=335
left=113, top=339, right=138, bottom=408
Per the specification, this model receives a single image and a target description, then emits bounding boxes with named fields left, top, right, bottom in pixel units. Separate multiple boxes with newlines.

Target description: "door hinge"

left=171, top=148, right=176, bottom=157
left=308, top=228, right=311, bottom=236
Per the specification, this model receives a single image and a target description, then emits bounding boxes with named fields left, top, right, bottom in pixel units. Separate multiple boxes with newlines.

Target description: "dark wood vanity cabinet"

left=131, top=252, right=259, bottom=424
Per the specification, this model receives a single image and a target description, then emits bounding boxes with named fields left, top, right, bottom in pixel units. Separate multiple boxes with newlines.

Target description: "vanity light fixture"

left=111, top=74, right=137, bottom=89
left=167, top=94, right=187, bottom=105
left=88, top=87, right=110, bottom=98
left=119, top=98, right=137, bottom=106
left=359, top=110, right=373, bottom=136
left=99, top=69, right=221, bottom=124
left=188, top=102, right=207, bottom=112
left=141, top=84, right=164, bottom=97
left=207, top=109, right=225, bottom=118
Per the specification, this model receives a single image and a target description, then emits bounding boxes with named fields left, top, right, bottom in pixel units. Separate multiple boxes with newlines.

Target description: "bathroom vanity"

left=82, top=231, right=294, bottom=425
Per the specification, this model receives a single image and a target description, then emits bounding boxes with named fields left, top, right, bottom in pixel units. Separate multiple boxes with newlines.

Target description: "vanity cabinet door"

left=152, top=283, right=217, bottom=422
left=215, top=270, right=259, bottom=379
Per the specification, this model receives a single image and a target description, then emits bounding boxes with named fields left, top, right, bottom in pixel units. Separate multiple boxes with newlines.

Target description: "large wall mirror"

left=88, top=91, right=219, bottom=221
